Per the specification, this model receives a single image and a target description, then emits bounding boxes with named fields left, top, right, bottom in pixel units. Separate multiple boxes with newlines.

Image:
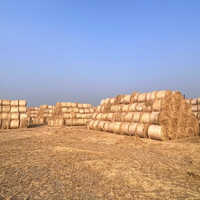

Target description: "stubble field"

left=0, top=126, right=200, bottom=200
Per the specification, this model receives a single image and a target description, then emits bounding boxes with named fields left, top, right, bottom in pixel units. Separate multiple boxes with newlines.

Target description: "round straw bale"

left=128, top=123, right=137, bottom=135
left=48, top=119, right=54, bottom=127
left=11, top=100, right=19, bottom=106
left=70, top=108, right=77, bottom=113
left=120, top=123, right=130, bottom=135
left=121, top=95, right=132, bottom=104
left=65, top=119, right=73, bottom=126
left=99, top=113, right=104, bottom=120
left=98, top=121, right=106, bottom=130
left=123, top=113, right=134, bottom=122
left=193, top=112, right=198, bottom=117
left=79, top=109, right=85, bottom=114
left=60, top=102, right=66, bottom=107
left=10, top=113, right=19, bottom=120
left=191, top=99, right=198, bottom=105
left=107, top=113, right=114, bottom=121
left=122, top=105, right=129, bottom=112
left=84, top=109, right=90, bottom=113
left=96, top=113, right=103, bottom=120
left=20, top=113, right=28, bottom=120
left=146, top=92, right=152, bottom=101
left=112, top=113, right=122, bottom=122
left=149, top=91, right=157, bottom=101
left=135, top=123, right=148, bottom=138
left=10, top=106, right=19, bottom=113
left=88, top=120, right=95, bottom=129
left=140, top=113, right=150, bottom=123
left=63, top=113, right=72, bottom=119
left=92, top=113, right=98, bottom=120
left=128, top=103, right=137, bottom=112
left=104, top=98, right=110, bottom=105
left=55, top=118, right=64, bottom=126
left=88, top=108, right=93, bottom=113
left=132, top=92, right=139, bottom=103
left=192, top=105, right=198, bottom=112
left=136, top=103, right=144, bottom=112
left=185, top=99, right=191, bottom=104
left=150, top=112, right=160, bottom=124
left=1, top=113, right=9, bottom=120
left=20, top=119, right=28, bottom=128
left=71, top=103, right=77, bottom=108
left=19, top=106, right=27, bottom=113
left=1, top=120, right=10, bottom=129
left=40, top=104, right=48, bottom=109
left=110, top=98, right=117, bottom=104
left=110, top=122, right=122, bottom=134
left=156, top=90, right=171, bottom=99
left=104, top=122, right=111, bottom=132
left=152, top=100, right=162, bottom=111
left=2, top=106, right=10, bottom=113
left=138, top=93, right=147, bottom=102
left=2, top=100, right=10, bottom=106
left=96, top=106, right=101, bottom=113
left=10, top=120, right=19, bottom=129
left=100, top=99, right=106, bottom=105
left=148, top=125, right=166, bottom=140
left=93, top=120, right=100, bottom=129
left=133, top=112, right=141, bottom=123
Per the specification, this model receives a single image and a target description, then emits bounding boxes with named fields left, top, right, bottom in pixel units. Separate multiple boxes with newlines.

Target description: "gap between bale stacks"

left=88, top=90, right=199, bottom=141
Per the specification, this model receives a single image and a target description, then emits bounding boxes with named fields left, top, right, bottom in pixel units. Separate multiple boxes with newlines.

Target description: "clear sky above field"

left=0, top=0, right=200, bottom=106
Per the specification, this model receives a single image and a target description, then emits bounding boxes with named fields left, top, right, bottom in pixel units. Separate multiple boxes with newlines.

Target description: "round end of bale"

left=148, top=125, right=168, bottom=140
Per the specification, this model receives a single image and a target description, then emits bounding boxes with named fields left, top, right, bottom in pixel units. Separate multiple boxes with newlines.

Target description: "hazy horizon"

left=1, top=1, right=200, bottom=107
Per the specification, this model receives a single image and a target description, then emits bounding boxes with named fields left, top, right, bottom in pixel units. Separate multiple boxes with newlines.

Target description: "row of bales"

left=88, top=90, right=199, bottom=140
left=48, top=102, right=95, bottom=126
left=1, top=90, right=200, bottom=141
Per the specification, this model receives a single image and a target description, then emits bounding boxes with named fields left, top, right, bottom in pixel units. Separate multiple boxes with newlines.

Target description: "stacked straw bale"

left=37, top=105, right=55, bottom=125
left=186, top=98, right=200, bottom=125
left=88, top=90, right=199, bottom=140
left=27, top=107, right=40, bottom=125
left=0, top=99, right=28, bottom=129
left=48, top=102, right=95, bottom=127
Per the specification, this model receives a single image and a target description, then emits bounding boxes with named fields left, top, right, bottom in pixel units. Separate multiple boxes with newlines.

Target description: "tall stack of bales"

left=88, top=90, right=199, bottom=140
left=38, top=105, right=55, bottom=125
left=48, top=102, right=95, bottom=127
left=0, top=99, right=28, bottom=129
left=27, top=107, right=40, bottom=125
left=186, top=98, right=200, bottom=125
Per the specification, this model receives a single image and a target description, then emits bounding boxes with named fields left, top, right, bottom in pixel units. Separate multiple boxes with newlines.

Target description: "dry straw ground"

left=0, top=126, right=200, bottom=200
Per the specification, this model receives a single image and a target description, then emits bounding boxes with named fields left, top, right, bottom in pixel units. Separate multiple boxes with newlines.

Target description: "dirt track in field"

left=0, top=126, right=200, bottom=200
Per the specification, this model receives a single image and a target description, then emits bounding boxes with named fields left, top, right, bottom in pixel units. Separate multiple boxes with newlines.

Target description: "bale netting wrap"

left=0, top=99, right=29, bottom=129
left=88, top=90, right=199, bottom=140
left=47, top=102, right=95, bottom=127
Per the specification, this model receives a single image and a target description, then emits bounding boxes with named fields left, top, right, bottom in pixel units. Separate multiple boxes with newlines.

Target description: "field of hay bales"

left=0, top=126, right=200, bottom=200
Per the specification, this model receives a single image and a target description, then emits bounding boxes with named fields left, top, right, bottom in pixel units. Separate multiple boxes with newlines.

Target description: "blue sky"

left=0, top=0, right=200, bottom=106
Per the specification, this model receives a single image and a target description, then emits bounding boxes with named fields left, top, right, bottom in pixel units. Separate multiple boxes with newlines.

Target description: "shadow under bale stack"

left=0, top=99, right=29, bottom=129
left=88, top=90, right=199, bottom=140
left=48, top=102, right=95, bottom=127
